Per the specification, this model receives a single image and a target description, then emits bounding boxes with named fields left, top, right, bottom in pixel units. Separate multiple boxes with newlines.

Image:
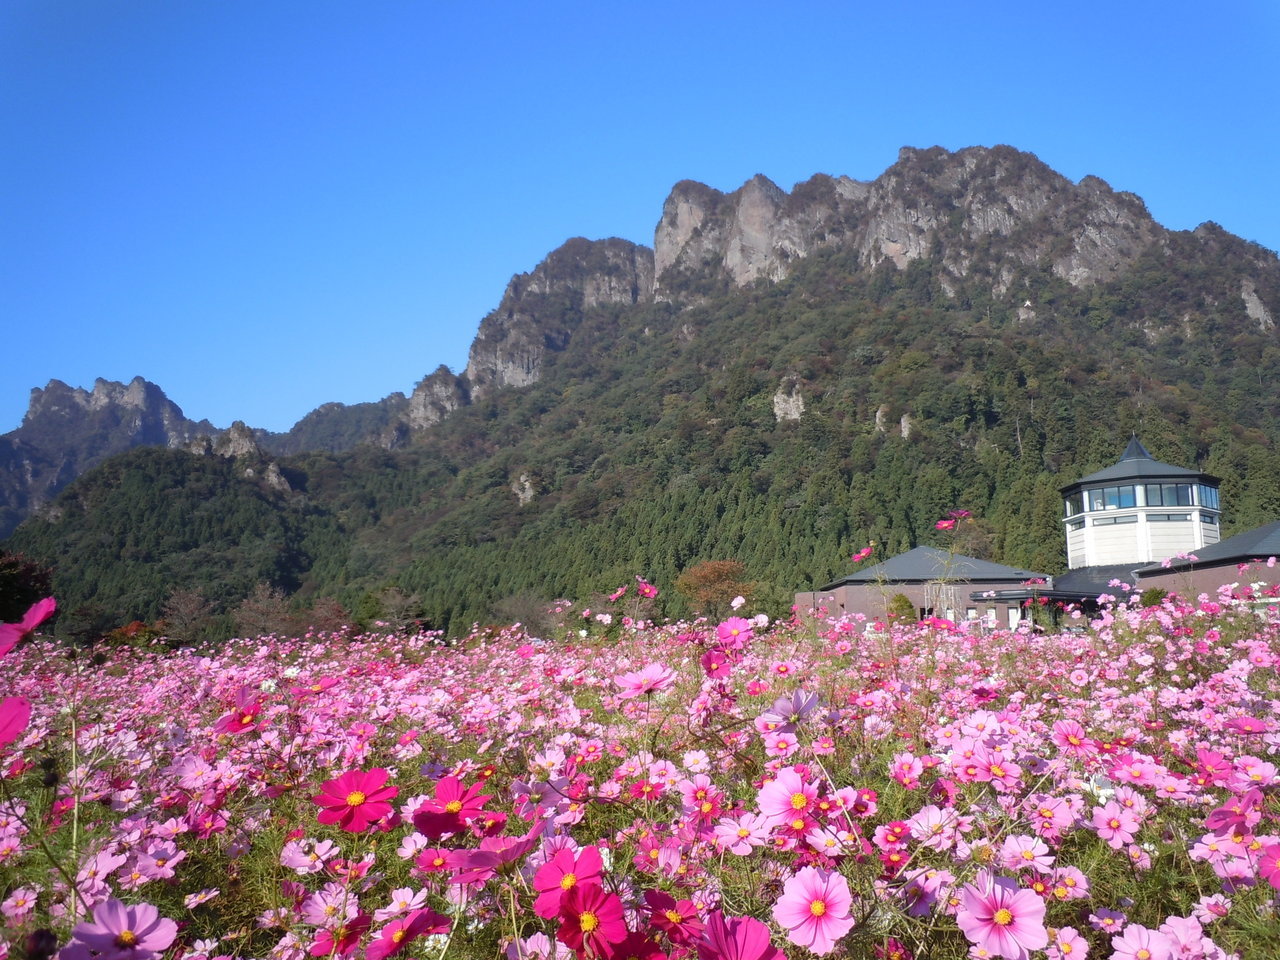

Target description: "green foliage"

left=887, top=593, right=916, bottom=621
left=0, top=550, right=52, bottom=623
left=4, top=225, right=1279, bottom=636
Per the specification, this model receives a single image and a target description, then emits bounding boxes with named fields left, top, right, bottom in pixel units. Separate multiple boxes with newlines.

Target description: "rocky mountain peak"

left=461, top=236, right=654, bottom=401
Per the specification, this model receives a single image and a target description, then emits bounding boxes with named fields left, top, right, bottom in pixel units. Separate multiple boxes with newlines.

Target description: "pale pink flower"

left=771, top=866, right=855, bottom=955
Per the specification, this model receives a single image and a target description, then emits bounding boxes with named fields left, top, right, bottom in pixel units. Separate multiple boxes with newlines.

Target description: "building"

left=799, top=546, right=1047, bottom=627
left=796, top=438, right=1279, bottom=623
left=1060, top=436, right=1221, bottom=568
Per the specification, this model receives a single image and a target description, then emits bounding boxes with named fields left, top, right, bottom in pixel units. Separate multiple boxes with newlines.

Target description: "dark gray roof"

left=820, top=546, right=1048, bottom=590
left=1137, top=520, right=1280, bottom=574
left=967, top=564, right=1143, bottom=605
left=1062, top=437, right=1215, bottom=492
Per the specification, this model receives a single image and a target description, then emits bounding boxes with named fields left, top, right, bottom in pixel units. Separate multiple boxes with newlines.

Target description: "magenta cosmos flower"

left=63, top=898, right=177, bottom=960
left=956, top=874, right=1048, bottom=960
left=0, top=696, right=31, bottom=750
left=412, top=776, right=491, bottom=838
left=556, top=883, right=628, bottom=956
left=697, top=911, right=786, bottom=960
left=366, top=908, right=451, bottom=960
left=313, top=768, right=398, bottom=832
left=771, top=866, right=855, bottom=955
left=533, top=844, right=604, bottom=918
left=0, top=596, right=56, bottom=658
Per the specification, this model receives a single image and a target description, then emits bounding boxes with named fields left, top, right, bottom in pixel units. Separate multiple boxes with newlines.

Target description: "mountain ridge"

left=4, top=145, right=1279, bottom=625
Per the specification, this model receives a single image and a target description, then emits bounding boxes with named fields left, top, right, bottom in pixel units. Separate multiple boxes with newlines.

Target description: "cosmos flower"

left=771, top=866, right=855, bottom=955
left=955, top=873, right=1048, bottom=960
left=313, top=768, right=399, bottom=832
left=62, top=898, right=177, bottom=960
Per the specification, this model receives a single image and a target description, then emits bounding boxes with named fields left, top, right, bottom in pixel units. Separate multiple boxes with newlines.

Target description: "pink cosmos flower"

left=1110, top=924, right=1172, bottom=960
left=532, top=845, right=604, bottom=919
left=614, top=663, right=677, bottom=699
left=636, top=578, right=659, bottom=598
left=213, top=685, right=265, bottom=734
left=0, top=597, right=56, bottom=657
left=62, top=898, right=177, bottom=960
left=1258, top=842, right=1280, bottom=889
left=365, top=908, right=451, bottom=960
left=309, top=915, right=371, bottom=957
left=412, top=777, right=492, bottom=838
left=771, top=866, right=855, bottom=955
left=756, top=766, right=818, bottom=825
left=716, top=617, right=753, bottom=648
left=645, top=889, right=705, bottom=945
left=851, top=546, right=874, bottom=563
left=1091, top=801, right=1140, bottom=849
left=714, top=812, right=770, bottom=856
left=0, top=697, right=31, bottom=751
left=955, top=874, right=1048, bottom=960
left=556, top=883, right=628, bottom=956
left=697, top=911, right=786, bottom=960
left=313, top=768, right=399, bottom=832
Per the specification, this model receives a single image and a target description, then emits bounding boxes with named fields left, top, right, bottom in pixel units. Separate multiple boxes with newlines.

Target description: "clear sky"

left=3, top=0, right=1277, bottom=434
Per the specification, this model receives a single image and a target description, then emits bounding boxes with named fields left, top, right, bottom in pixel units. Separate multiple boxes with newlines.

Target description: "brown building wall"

left=1137, top=562, right=1280, bottom=601
left=795, top=580, right=1030, bottom=626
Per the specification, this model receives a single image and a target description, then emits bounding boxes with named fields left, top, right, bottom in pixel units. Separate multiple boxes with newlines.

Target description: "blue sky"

left=3, top=0, right=1277, bottom=434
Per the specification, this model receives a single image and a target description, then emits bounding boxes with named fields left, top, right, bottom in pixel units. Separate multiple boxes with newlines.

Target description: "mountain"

left=0, top=377, right=216, bottom=538
left=5, top=145, right=1280, bottom=634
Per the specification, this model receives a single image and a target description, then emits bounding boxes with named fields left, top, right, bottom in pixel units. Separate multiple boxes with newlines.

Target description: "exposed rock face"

left=212, top=421, right=262, bottom=459
left=464, top=237, right=654, bottom=400
left=407, top=367, right=469, bottom=429
left=511, top=472, right=535, bottom=505
left=652, top=145, right=1163, bottom=299
left=1242, top=279, right=1275, bottom=331
left=772, top=381, right=805, bottom=422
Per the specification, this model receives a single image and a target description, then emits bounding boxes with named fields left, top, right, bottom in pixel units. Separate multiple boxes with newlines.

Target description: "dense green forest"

left=8, top=220, right=1280, bottom=640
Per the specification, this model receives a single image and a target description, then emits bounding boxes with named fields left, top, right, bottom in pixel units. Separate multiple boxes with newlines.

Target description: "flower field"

left=2, top=577, right=1279, bottom=960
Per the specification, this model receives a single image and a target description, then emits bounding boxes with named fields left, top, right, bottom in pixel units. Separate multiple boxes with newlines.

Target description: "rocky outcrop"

left=772, top=380, right=805, bottom=422
left=464, top=237, right=654, bottom=400
left=652, top=145, right=1163, bottom=298
left=407, top=367, right=469, bottom=429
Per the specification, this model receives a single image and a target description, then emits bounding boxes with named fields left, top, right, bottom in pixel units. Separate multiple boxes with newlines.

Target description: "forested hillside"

left=6, top=147, right=1280, bottom=636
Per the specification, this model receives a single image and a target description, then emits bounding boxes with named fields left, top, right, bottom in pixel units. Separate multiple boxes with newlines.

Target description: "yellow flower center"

left=994, top=908, right=1013, bottom=926
left=790, top=792, right=808, bottom=810
left=115, top=931, right=138, bottom=948
left=1136, top=951, right=1151, bottom=960
left=240, top=714, right=256, bottom=724
left=990, top=764, right=1006, bottom=778
left=346, top=791, right=366, bottom=806
left=445, top=800, right=463, bottom=813
left=560, top=873, right=577, bottom=890
left=792, top=818, right=806, bottom=830
left=665, top=909, right=683, bottom=923
left=580, top=911, right=599, bottom=932
left=810, top=899, right=826, bottom=917
left=392, top=931, right=406, bottom=943
left=737, top=828, right=750, bottom=838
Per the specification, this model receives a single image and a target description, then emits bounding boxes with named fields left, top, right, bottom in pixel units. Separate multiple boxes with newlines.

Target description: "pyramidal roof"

left=1063, top=436, right=1214, bottom=490
left=819, top=546, right=1047, bottom=590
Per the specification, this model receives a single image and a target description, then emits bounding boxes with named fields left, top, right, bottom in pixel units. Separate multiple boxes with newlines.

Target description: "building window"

left=1146, top=483, right=1193, bottom=507
left=1089, top=485, right=1136, bottom=511
left=1198, top=484, right=1220, bottom=510
left=1093, top=515, right=1138, bottom=526
left=1148, top=513, right=1191, bottom=522
left=966, top=607, right=978, bottom=620
left=1064, top=493, right=1084, bottom=517
left=1202, top=513, right=1218, bottom=524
